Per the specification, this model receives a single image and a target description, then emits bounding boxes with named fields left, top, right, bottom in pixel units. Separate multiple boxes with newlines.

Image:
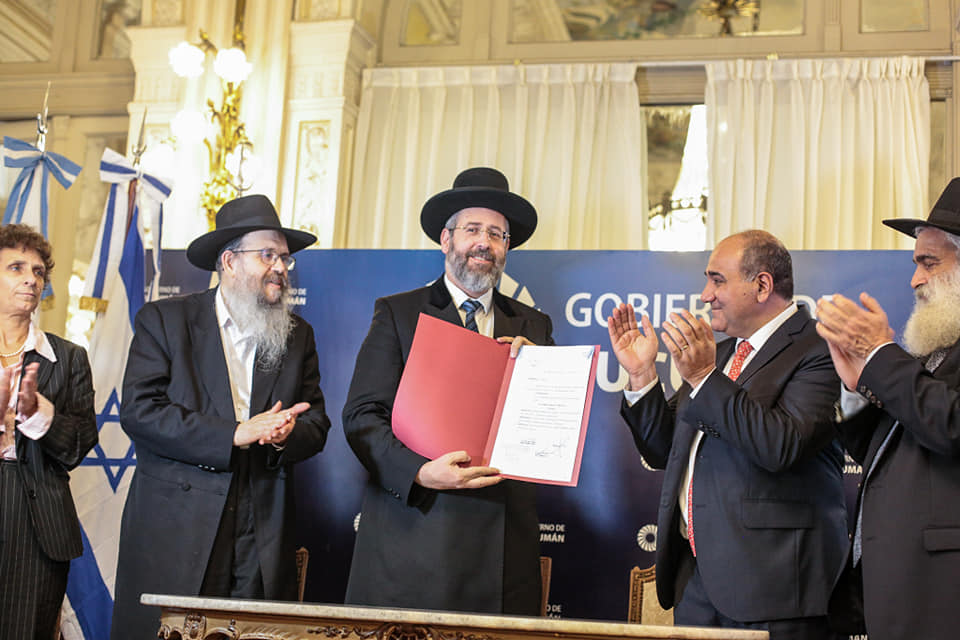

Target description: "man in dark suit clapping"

left=817, top=178, right=960, bottom=640
left=343, top=167, right=552, bottom=616
left=608, top=230, right=847, bottom=640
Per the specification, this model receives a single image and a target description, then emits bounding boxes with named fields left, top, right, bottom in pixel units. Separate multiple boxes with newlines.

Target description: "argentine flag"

left=60, top=148, right=171, bottom=640
left=2, top=135, right=82, bottom=237
left=2, top=135, right=82, bottom=300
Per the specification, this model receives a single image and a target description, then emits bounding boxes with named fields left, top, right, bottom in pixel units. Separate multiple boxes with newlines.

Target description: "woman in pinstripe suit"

left=0, top=224, right=97, bottom=640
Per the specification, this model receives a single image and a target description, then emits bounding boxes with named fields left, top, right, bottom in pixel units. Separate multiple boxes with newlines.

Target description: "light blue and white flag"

left=2, top=135, right=81, bottom=237
left=60, top=148, right=172, bottom=640
left=2, top=135, right=82, bottom=299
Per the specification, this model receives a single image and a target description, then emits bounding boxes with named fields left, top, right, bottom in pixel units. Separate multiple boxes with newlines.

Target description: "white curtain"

left=344, top=63, right=647, bottom=250
left=705, top=57, right=929, bottom=250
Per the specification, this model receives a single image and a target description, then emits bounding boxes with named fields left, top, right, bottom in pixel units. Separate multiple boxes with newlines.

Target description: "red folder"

left=392, top=313, right=597, bottom=486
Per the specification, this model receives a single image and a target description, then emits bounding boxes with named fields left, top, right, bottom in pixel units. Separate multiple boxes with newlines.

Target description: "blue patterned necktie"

left=460, top=299, right=481, bottom=333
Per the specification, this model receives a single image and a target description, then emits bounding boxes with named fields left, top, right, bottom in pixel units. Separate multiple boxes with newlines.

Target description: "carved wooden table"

left=142, top=594, right=769, bottom=640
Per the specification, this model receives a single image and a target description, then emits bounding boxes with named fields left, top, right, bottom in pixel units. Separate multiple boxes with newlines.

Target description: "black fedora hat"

left=420, top=167, right=538, bottom=248
left=884, top=177, right=960, bottom=238
left=186, top=195, right=317, bottom=271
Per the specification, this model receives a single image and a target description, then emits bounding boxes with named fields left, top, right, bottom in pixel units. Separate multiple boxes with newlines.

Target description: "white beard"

left=903, top=267, right=960, bottom=357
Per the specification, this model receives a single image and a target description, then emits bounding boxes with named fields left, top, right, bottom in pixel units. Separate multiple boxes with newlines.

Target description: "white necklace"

left=0, top=342, right=26, bottom=359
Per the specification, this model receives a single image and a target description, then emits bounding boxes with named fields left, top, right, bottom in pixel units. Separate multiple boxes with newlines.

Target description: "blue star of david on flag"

left=80, top=388, right=136, bottom=492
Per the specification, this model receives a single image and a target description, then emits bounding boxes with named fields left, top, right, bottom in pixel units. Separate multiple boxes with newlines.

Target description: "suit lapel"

left=422, top=275, right=522, bottom=338
left=715, top=338, right=736, bottom=371
left=932, top=338, right=960, bottom=387
left=14, top=347, right=54, bottom=454
left=194, top=290, right=236, bottom=421
left=864, top=336, right=960, bottom=470
left=492, top=290, right=522, bottom=339
left=250, top=355, right=280, bottom=415
left=22, top=348, right=54, bottom=396
left=420, top=276, right=462, bottom=327
left=734, top=306, right=810, bottom=386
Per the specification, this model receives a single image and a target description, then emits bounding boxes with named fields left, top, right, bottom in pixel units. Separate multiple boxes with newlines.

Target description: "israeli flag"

left=59, top=148, right=171, bottom=640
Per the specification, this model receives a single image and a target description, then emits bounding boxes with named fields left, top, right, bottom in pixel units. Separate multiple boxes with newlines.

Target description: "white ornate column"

left=280, top=19, right=375, bottom=247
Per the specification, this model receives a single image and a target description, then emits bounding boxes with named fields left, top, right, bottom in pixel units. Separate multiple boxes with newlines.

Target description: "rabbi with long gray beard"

left=816, top=177, right=960, bottom=640
left=111, top=195, right=331, bottom=640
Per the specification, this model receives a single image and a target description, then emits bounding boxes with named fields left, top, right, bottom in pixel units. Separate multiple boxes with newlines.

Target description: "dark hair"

left=736, top=229, right=793, bottom=300
left=215, top=235, right=246, bottom=276
left=0, top=224, right=54, bottom=284
left=444, top=210, right=510, bottom=232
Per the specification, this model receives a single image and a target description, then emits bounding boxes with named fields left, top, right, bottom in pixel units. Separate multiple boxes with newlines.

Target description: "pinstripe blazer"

left=13, top=333, right=98, bottom=561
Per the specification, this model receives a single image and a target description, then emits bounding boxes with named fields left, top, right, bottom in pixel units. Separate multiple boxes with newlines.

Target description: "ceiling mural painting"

left=508, top=0, right=804, bottom=43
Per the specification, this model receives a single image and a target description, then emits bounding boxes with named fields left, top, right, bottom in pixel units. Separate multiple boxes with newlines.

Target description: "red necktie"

left=727, top=340, right=754, bottom=381
left=687, top=340, right=753, bottom=556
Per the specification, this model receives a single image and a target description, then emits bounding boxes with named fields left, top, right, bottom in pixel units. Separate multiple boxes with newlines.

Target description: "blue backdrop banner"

left=155, top=248, right=915, bottom=622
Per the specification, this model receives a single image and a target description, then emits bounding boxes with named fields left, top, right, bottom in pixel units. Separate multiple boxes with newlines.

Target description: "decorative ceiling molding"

left=0, top=0, right=54, bottom=62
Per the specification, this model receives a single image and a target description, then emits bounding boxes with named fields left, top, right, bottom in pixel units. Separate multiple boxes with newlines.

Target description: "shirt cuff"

left=623, top=377, right=659, bottom=407
left=865, top=341, right=894, bottom=364
left=16, top=392, right=53, bottom=440
left=838, top=383, right=869, bottom=419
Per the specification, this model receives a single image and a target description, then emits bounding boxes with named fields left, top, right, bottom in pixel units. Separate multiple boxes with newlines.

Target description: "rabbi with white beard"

left=816, top=178, right=960, bottom=640
left=111, top=195, right=331, bottom=640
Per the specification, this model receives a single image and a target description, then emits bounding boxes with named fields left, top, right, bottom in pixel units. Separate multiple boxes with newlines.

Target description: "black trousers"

left=0, top=460, right=69, bottom=640
left=199, top=450, right=264, bottom=599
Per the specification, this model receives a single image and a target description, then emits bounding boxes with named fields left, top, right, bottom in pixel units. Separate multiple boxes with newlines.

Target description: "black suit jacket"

left=13, top=333, right=97, bottom=561
left=342, top=276, right=553, bottom=615
left=829, top=340, right=960, bottom=640
left=111, top=288, right=330, bottom=640
left=621, top=306, right=847, bottom=622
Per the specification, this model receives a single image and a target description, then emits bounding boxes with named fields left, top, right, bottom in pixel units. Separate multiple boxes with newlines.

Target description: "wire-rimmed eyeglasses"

left=231, top=248, right=296, bottom=270
left=449, top=225, right=510, bottom=244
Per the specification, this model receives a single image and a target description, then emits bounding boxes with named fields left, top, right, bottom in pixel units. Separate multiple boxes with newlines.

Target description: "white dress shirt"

left=216, top=287, right=256, bottom=424
left=624, top=302, right=799, bottom=538
left=444, top=275, right=495, bottom=338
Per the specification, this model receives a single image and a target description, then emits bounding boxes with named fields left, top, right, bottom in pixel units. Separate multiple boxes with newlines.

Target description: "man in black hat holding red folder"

left=111, top=195, right=331, bottom=640
left=817, top=178, right=960, bottom=640
left=343, top=167, right=553, bottom=615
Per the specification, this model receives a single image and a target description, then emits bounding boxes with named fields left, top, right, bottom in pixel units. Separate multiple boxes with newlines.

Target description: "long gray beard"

left=903, top=268, right=960, bottom=357
left=223, top=285, right=294, bottom=371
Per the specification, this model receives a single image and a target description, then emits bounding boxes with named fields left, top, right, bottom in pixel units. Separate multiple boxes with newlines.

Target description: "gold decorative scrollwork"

left=184, top=613, right=206, bottom=639
left=307, top=624, right=381, bottom=639
left=306, top=623, right=502, bottom=640
left=203, top=619, right=239, bottom=639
